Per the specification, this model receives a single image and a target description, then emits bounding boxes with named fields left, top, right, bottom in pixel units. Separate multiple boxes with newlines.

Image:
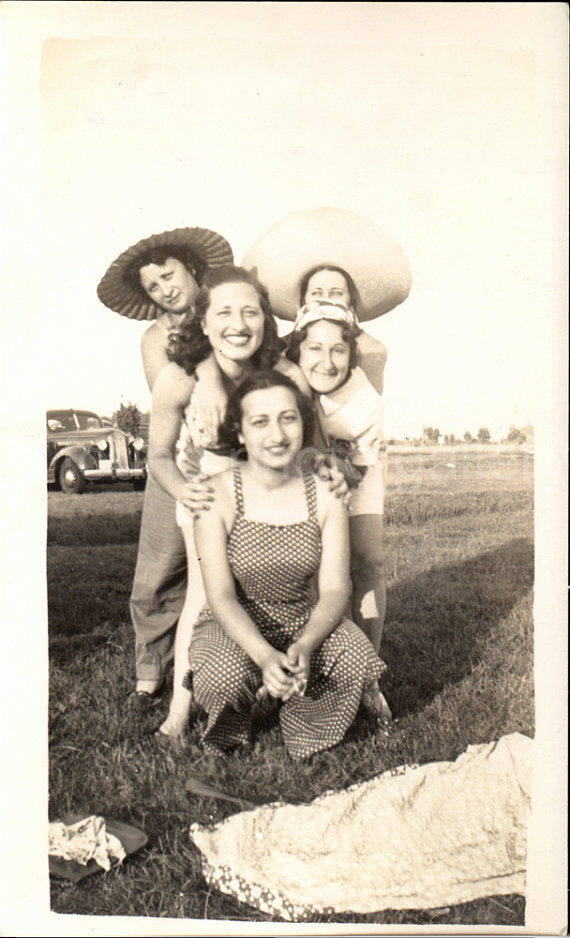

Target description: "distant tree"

left=464, top=430, right=473, bottom=443
left=424, top=427, right=441, bottom=443
left=113, top=402, right=142, bottom=437
left=139, top=410, right=151, bottom=443
left=449, top=433, right=456, bottom=445
left=477, top=427, right=491, bottom=444
left=507, top=425, right=525, bottom=443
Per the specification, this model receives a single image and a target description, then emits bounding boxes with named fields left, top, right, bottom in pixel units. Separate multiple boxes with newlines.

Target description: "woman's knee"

left=194, top=646, right=257, bottom=701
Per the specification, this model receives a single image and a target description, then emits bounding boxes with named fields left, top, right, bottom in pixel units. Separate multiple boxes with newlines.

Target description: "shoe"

left=362, top=684, right=392, bottom=724
left=125, top=685, right=164, bottom=713
left=134, top=679, right=165, bottom=697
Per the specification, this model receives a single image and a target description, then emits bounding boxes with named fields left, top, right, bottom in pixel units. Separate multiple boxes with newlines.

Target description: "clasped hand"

left=260, top=641, right=310, bottom=702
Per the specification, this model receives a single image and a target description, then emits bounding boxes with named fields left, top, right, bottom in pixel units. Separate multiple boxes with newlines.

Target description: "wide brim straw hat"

left=97, top=227, right=234, bottom=321
left=242, top=207, right=412, bottom=322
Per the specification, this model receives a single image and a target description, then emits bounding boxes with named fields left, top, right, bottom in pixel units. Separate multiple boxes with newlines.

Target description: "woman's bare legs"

left=158, top=523, right=206, bottom=738
left=349, top=512, right=391, bottom=721
left=348, top=512, right=386, bottom=653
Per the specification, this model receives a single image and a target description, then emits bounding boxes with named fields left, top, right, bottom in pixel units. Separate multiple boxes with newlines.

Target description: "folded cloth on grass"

left=190, top=732, right=533, bottom=921
left=49, top=815, right=126, bottom=871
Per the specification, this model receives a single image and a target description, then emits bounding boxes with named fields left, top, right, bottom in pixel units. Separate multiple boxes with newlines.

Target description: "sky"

left=2, top=1, right=567, bottom=442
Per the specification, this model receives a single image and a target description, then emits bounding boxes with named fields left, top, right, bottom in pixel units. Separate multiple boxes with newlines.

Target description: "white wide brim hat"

left=242, top=207, right=412, bottom=322
left=97, top=227, right=234, bottom=321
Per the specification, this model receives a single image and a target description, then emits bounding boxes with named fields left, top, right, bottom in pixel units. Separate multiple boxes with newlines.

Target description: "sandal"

left=362, top=684, right=392, bottom=724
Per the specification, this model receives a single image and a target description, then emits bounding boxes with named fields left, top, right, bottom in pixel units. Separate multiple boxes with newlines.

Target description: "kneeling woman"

left=187, top=370, right=386, bottom=761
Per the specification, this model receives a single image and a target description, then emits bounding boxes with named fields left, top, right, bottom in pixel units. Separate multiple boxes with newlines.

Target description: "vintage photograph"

left=1, top=2, right=567, bottom=935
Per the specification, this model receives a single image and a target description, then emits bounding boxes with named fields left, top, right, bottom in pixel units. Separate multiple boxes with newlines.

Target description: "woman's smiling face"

left=298, top=319, right=351, bottom=395
left=202, top=281, right=265, bottom=366
left=238, top=385, right=303, bottom=471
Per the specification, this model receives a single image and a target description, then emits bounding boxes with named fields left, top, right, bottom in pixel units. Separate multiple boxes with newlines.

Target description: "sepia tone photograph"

left=1, top=2, right=567, bottom=935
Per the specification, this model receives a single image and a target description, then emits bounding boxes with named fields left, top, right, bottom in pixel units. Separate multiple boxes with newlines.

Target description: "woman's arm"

left=194, top=484, right=295, bottom=698
left=285, top=483, right=351, bottom=682
left=274, top=355, right=312, bottom=396
left=148, top=363, right=214, bottom=512
left=194, top=353, right=229, bottom=441
left=140, top=322, right=171, bottom=391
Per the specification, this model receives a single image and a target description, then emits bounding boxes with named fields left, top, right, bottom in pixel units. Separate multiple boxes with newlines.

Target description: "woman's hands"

left=314, top=455, right=351, bottom=506
left=177, top=472, right=215, bottom=518
left=260, top=649, right=297, bottom=700
left=259, top=641, right=312, bottom=702
left=284, top=639, right=311, bottom=698
left=259, top=644, right=310, bottom=702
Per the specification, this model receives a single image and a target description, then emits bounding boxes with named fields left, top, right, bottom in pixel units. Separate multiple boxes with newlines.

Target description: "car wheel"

left=132, top=479, right=146, bottom=492
left=59, top=458, right=86, bottom=494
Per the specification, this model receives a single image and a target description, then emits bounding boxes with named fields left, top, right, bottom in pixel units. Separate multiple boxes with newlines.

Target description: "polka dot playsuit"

left=187, top=467, right=387, bottom=761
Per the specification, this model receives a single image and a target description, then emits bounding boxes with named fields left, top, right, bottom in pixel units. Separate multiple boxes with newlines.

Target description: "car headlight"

left=97, top=439, right=109, bottom=452
left=132, top=437, right=145, bottom=452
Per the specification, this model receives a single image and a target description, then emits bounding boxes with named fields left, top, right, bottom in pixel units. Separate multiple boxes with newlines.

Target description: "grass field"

left=47, top=448, right=534, bottom=925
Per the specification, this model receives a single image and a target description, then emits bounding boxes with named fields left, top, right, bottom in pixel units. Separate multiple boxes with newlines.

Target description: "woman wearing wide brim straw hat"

left=242, top=207, right=411, bottom=683
left=97, top=225, right=234, bottom=700
left=242, top=207, right=411, bottom=323
left=97, top=226, right=234, bottom=388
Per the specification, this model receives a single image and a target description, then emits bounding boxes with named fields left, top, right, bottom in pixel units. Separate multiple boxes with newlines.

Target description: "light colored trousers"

left=129, top=473, right=188, bottom=681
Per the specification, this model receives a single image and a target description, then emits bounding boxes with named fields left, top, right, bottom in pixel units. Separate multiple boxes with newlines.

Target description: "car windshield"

left=47, top=411, right=103, bottom=431
left=76, top=413, right=103, bottom=429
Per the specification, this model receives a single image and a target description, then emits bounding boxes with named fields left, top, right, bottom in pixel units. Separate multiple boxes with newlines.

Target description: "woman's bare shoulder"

left=210, top=467, right=235, bottom=495
left=153, top=361, right=195, bottom=397
left=201, top=468, right=237, bottom=528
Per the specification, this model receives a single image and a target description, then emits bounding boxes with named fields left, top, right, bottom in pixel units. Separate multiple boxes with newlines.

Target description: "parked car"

left=47, top=408, right=147, bottom=494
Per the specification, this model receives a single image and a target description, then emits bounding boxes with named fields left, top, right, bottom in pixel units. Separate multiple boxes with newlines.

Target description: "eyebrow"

left=247, top=409, right=298, bottom=419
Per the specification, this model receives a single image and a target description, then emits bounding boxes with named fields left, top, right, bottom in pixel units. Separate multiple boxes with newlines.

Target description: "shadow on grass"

left=382, top=536, right=534, bottom=717
left=47, top=512, right=143, bottom=546
left=48, top=545, right=138, bottom=665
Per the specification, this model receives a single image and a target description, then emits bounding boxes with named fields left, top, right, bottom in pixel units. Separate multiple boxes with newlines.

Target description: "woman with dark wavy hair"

left=148, top=265, right=311, bottom=738
left=186, top=369, right=387, bottom=760
left=167, top=265, right=281, bottom=376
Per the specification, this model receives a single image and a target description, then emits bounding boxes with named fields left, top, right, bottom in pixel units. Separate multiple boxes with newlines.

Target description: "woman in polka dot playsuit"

left=186, top=369, right=387, bottom=761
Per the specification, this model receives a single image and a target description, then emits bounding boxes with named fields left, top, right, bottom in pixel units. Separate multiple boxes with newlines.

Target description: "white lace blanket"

left=190, top=732, right=533, bottom=921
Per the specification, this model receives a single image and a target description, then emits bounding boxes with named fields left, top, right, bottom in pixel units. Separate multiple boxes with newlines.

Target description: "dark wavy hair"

left=167, top=265, right=281, bottom=376
left=285, top=318, right=361, bottom=372
left=123, top=245, right=206, bottom=300
left=218, top=369, right=316, bottom=457
left=299, top=264, right=363, bottom=313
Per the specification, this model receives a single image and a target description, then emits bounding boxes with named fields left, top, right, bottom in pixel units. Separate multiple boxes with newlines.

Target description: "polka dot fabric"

left=188, top=468, right=386, bottom=761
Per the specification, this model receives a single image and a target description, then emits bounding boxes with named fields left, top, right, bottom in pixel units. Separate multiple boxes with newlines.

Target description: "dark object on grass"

left=49, top=815, right=148, bottom=883
left=185, top=777, right=260, bottom=811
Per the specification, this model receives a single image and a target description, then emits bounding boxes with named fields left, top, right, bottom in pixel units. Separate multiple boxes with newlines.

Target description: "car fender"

left=49, top=444, right=98, bottom=476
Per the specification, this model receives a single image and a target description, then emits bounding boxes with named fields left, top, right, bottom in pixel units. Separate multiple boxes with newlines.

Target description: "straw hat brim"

left=97, top=227, right=234, bottom=320
left=242, top=207, right=412, bottom=322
